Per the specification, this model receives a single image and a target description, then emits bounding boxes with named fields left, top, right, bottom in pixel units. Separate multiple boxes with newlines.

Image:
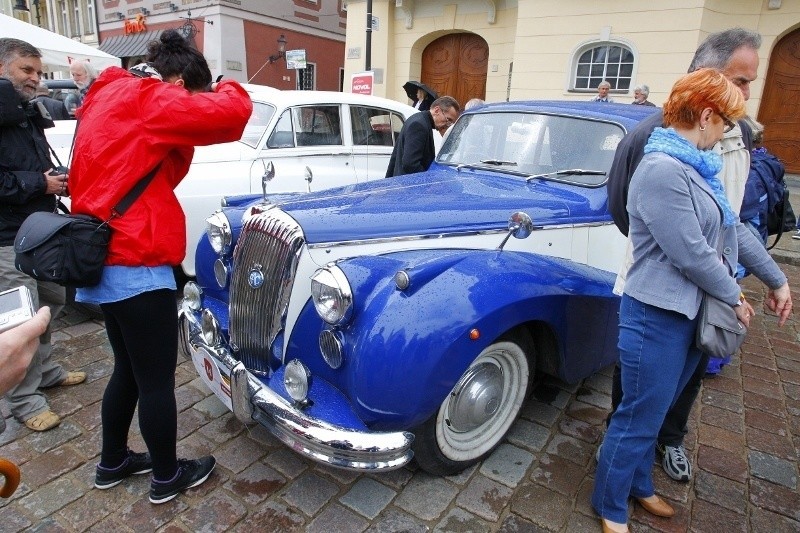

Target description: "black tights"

left=99, top=289, right=178, bottom=480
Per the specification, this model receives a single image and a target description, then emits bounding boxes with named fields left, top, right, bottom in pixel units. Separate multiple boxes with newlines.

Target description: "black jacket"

left=606, top=111, right=753, bottom=236
left=0, top=79, right=58, bottom=245
left=386, top=111, right=435, bottom=178
left=33, top=95, right=69, bottom=121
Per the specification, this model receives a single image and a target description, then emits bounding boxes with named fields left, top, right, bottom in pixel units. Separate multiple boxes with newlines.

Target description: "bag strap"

left=109, top=163, right=160, bottom=219
left=766, top=192, right=787, bottom=251
left=68, top=119, right=161, bottom=222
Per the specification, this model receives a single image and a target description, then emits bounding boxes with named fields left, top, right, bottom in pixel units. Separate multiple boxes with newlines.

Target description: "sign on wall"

left=286, top=49, right=307, bottom=70
left=351, top=71, right=374, bottom=95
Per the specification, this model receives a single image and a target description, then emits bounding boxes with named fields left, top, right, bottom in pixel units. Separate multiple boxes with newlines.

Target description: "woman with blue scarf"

left=593, top=69, right=792, bottom=533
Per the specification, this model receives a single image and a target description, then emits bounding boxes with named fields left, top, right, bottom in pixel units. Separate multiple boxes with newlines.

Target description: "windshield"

left=240, top=102, right=276, bottom=148
left=438, top=112, right=624, bottom=186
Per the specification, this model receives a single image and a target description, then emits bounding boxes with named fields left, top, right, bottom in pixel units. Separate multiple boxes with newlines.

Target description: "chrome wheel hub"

left=446, top=362, right=503, bottom=433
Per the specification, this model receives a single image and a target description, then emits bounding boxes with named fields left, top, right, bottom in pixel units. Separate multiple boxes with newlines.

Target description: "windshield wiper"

left=526, top=168, right=606, bottom=182
left=479, top=159, right=518, bottom=166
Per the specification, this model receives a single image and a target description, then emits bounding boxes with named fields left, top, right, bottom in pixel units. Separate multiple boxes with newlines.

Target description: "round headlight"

left=206, top=211, right=232, bottom=255
left=284, top=359, right=310, bottom=403
left=311, top=266, right=353, bottom=325
left=183, top=282, right=202, bottom=311
left=201, top=309, right=221, bottom=346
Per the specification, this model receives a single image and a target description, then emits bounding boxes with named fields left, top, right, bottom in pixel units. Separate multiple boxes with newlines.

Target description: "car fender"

left=287, top=248, right=620, bottom=430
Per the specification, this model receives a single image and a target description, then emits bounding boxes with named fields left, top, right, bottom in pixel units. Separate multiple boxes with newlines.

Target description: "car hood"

left=269, top=166, right=611, bottom=244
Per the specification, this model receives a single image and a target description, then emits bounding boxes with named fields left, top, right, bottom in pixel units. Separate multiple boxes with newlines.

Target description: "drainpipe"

left=365, top=0, right=372, bottom=71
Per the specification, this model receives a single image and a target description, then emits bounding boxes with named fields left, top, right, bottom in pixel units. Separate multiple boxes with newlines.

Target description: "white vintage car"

left=45, top=85, right=417, bottom=276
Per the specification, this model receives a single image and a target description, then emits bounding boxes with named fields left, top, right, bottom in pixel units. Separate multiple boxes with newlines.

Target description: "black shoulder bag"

left=13, top=165, right=159, bottom=288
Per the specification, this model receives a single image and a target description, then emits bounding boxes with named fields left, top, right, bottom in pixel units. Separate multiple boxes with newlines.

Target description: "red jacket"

left=70, top=67, right=252, bottom=266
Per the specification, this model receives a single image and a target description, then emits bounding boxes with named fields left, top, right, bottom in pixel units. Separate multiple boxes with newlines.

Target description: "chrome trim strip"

left=307, top=221, right=616, bottom=249
left=179, top=311, right=414, bottom=471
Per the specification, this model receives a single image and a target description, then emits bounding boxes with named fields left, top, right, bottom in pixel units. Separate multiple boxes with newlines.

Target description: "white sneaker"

left=792, top=229, right=800, bottom=240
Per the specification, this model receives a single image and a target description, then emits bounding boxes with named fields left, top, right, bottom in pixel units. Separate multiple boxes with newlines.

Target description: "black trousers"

left=609, top=351, right=710, bottom=446
left=99, top=289, right=178, bottom=480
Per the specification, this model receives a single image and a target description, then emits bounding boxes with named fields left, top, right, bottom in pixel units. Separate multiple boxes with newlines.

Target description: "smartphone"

left=0, top=286, right=36, bottom=333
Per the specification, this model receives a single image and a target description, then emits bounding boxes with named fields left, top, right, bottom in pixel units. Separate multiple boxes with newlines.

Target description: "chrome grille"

left=229, top=207, right=304, bottom=375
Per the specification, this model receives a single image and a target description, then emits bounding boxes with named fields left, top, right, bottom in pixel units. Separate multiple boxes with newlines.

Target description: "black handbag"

left=13, top=165, right=160, bottom=288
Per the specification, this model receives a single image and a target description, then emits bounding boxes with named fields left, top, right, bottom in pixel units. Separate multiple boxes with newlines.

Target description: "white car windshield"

left=240, top=102, right=276, bottom=148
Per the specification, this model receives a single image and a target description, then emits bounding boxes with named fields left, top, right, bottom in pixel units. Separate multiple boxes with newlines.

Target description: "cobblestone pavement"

left=1, top=251, right=799, bottom=530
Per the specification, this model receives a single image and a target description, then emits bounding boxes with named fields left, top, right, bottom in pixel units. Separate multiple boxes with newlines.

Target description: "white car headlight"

left=284, top=359, right=310, bottom=403
left=311, top=266, right=353, bottom=325
left=205, top=211, right=232, bottom=254
left=183, top=282, right=202, bottom=311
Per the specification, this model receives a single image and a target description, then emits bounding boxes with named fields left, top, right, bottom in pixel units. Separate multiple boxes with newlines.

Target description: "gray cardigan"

left=625, top=152, right=786, bottom=319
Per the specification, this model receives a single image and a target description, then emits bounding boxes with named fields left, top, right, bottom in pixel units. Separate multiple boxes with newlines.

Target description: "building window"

left=86, top=0, right=96, bottom=36
left=572, top=43, right=634, bottom=92
left=296, top=63, right=316, bottom=91
left=59, top=0, right=69, bottom=34
left=72, top=0, right=82, bottom=37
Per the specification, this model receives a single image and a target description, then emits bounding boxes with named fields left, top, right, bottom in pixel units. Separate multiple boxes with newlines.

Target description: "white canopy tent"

left=1, top=14, right=121, bottom=72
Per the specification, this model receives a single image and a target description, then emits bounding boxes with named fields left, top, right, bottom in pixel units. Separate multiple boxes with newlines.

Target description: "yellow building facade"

left=342, top=0, right=800, bottom=169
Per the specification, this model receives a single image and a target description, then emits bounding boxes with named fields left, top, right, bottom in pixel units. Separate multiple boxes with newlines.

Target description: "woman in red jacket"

left=69, top=30, right=252, bottom=504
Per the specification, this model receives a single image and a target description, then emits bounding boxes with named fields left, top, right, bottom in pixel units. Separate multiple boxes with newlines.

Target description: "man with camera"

left=0, top=38, right=85, bottom=433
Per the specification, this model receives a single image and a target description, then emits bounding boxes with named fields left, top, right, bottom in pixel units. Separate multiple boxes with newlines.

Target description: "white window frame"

left=569, top=40, right=636, bottom=94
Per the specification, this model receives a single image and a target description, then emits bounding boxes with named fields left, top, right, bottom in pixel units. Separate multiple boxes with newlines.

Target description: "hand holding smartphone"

left=0, top=286, right=36, bottom=333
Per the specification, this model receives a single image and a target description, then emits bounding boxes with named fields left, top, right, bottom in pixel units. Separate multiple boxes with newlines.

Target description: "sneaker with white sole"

left=149, top=456, right=216, bottom=504
left=792, top=229, right=800, bottom=240
left=95, top=449, right=152, bottom=489
left=657, top=443, right=692, bottom=482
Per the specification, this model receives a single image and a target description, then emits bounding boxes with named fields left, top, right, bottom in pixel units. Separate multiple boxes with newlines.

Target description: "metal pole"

left=365, top=0, right=372, bottom=71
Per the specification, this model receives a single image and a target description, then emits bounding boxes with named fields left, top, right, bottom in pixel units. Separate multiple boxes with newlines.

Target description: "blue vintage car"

left=179, top=101, right=659, bottom=475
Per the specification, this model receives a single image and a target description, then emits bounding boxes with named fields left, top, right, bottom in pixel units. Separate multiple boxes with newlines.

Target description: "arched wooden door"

left=421, top=33, right=488, bottom=108
left=758, top=28, right=800, bottom=173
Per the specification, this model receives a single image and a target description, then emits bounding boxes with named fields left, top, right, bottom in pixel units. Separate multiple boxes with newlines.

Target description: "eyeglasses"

left=719, top=113, right=736, bottom=133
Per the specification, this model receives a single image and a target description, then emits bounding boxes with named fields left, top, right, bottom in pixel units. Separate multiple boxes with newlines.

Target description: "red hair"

left=662, top=68, right=745, bottom=129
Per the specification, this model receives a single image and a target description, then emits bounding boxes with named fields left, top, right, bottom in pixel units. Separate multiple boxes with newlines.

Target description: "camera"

left=49, top=166, right=69, bottom=175
left=0, top=286, right=36, bottom=334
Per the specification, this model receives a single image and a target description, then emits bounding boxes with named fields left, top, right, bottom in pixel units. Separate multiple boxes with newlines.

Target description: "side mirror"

left=497, top=212, right=533, bottom=250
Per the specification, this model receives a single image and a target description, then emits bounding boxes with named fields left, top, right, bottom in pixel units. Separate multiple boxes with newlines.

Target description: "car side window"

left=267, top=110, right=295, bottom=148
left=293, top=105, right=343, bottom=146
left=350, top=106, right=403, bottom=146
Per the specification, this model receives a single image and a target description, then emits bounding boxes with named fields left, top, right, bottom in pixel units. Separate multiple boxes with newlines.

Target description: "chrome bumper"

left=178, top=309, right=414, bottom=471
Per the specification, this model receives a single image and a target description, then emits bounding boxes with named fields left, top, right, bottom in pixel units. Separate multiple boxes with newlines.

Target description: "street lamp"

left=268, top=35, right=287, bottom=63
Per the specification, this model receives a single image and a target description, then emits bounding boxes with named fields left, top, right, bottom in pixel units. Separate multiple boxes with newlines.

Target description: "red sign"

left=351, top=72, right=374, bottom=95
left=124, top=14, right=147, bottom=34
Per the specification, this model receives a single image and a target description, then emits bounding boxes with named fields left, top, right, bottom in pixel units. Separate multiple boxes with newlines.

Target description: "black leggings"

left=99, top=289, right=178, bottom=480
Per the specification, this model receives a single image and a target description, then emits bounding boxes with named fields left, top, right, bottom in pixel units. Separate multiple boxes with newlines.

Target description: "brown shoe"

left=24, top=410, right=61, bottom=432
left=636, top=495, right=675, bottom=517
left=59, top=371, right=86, bottom=386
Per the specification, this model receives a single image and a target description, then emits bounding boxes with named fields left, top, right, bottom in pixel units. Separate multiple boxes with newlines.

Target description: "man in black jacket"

left=0, top=38, right=85, bottom=433
left=386, top=96, right=460, bottom=177
left=603, top=27, right=761, bottom=482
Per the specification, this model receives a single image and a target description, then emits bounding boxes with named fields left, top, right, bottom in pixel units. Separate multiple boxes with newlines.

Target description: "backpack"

left=739, top=148, right=795, bottom=248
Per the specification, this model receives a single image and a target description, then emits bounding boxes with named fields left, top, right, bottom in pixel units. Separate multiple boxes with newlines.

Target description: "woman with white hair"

left=632, top=84, right=656, bottom=106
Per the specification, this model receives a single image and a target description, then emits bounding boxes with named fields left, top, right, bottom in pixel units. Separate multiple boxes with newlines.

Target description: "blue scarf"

left=644, top=127, right=736, bottom=226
